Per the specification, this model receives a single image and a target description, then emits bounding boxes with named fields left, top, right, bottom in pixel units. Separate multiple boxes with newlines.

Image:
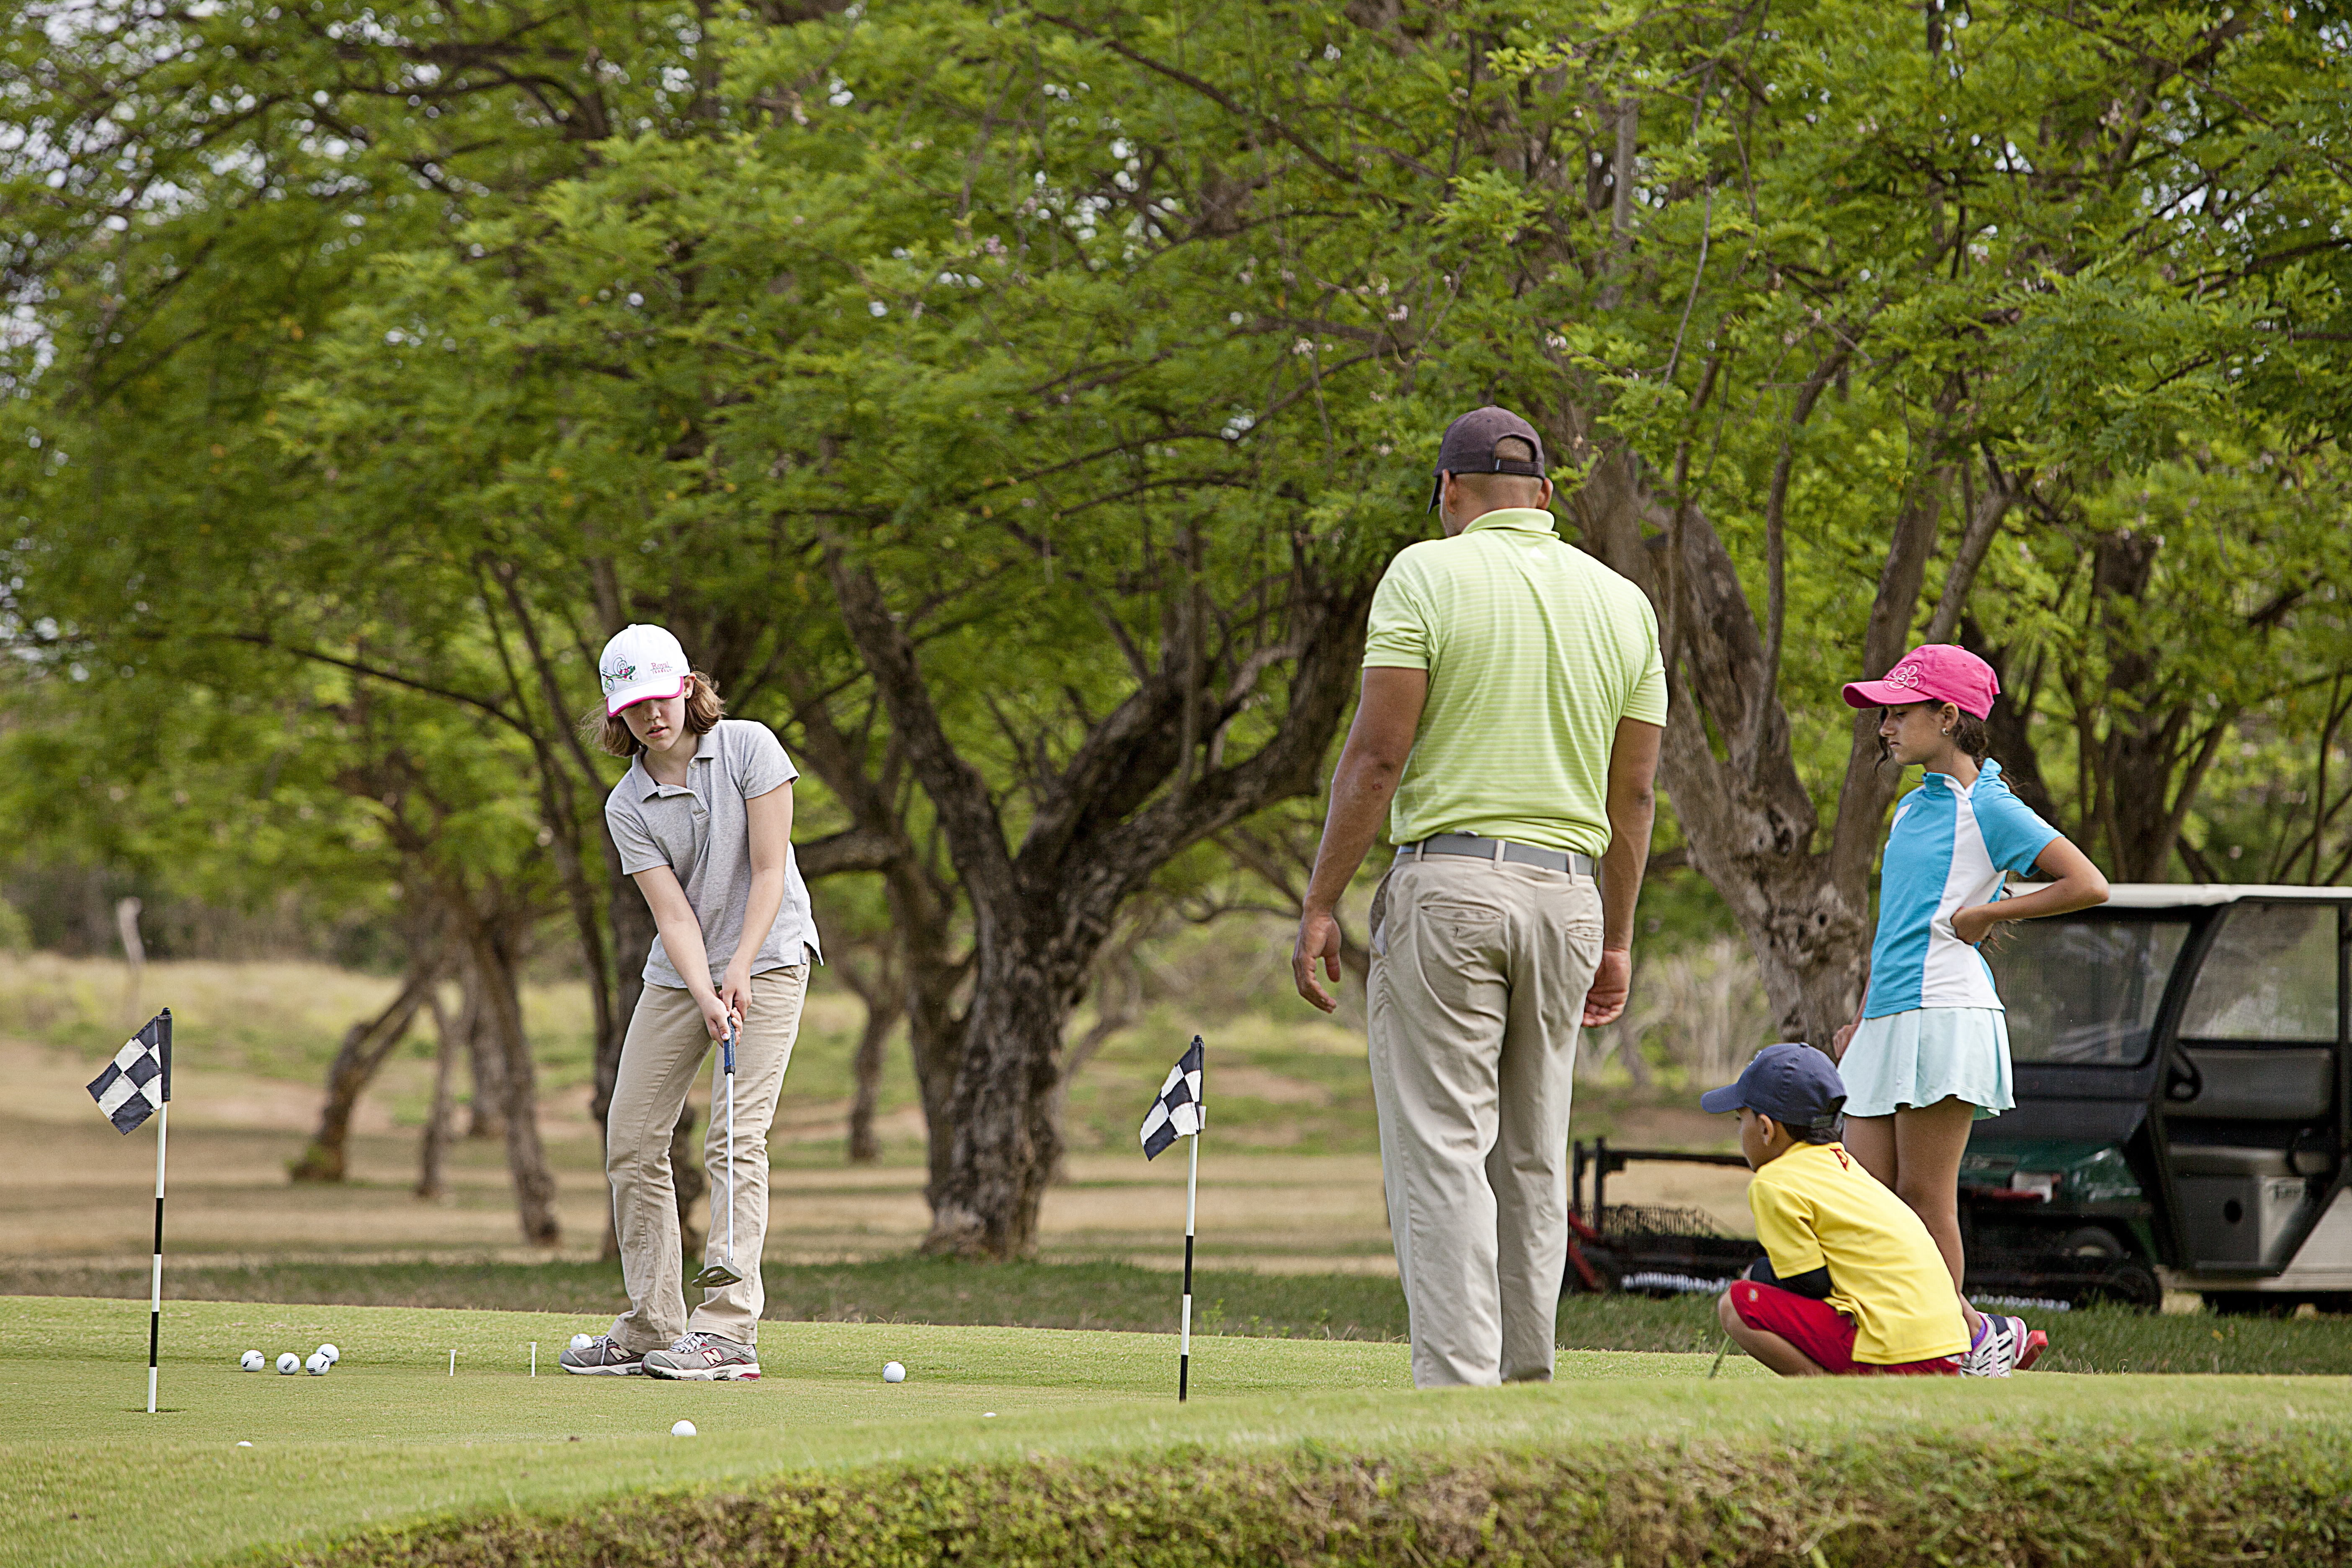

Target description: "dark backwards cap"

left=1699, top=1042, right=1847, bottom=1135
left=1428, top=405, right=1547, bottom=512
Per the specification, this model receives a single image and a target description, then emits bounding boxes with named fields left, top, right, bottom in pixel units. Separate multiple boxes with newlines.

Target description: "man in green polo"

left=1294, top=405, right=1666, bottom=1388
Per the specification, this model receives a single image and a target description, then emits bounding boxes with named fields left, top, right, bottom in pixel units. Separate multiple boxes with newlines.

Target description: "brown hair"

left=582, top=670, right=727, bottom=758
left=1874, top=701, right=1990, bottom=770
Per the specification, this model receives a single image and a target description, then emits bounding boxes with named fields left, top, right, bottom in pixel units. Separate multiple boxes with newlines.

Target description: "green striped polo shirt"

left=1364, top=507, right=1668, bottom=857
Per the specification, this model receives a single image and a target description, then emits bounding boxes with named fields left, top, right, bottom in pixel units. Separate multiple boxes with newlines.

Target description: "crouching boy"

left=1702, top=1043, right=2045, bottom=1377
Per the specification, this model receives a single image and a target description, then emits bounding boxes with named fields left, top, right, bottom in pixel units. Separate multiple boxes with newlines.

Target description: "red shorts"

left=1728, top=1280, right=1958, bottom=1376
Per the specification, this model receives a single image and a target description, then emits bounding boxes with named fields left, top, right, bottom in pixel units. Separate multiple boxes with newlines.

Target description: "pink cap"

left=1841, top=644, right=1999, bottom=719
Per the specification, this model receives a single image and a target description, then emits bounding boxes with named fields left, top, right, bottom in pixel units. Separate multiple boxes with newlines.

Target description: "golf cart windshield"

left=1991, top=916, right=2193, bottom=1067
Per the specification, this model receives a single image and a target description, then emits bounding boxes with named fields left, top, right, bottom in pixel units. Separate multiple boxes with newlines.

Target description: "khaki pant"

left=1367, top=857, right=1604, bottom=1387
left=605, top=967, right=807, bottom=1351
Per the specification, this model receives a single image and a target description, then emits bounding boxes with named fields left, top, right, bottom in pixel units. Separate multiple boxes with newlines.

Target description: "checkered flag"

left=1139, top=1036, right=1204, bottom=1161
left=89, top=1011, right=172, bottom=1134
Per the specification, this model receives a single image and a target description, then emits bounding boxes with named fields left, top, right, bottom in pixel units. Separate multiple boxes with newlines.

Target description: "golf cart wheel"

left=2088, top=1261, right=2162, bottom=1310
left=2058, top=1226, right=2128, bottom=1260
left=2204, top=1290, right=2294, bottom=1318
left=1563, top=1248, right=1622, bottom=1295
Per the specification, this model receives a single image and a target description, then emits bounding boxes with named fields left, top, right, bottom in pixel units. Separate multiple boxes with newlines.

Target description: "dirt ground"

left=1, top=1027, right=1754, bottom=1279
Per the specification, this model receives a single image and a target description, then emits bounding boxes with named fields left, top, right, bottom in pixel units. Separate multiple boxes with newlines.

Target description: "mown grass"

left=293, top=1433, right=2352, bottom=1568
left=10, top=1256, right=2352, bottom=1374
left=8, top=1295, right=2350, bottom=1568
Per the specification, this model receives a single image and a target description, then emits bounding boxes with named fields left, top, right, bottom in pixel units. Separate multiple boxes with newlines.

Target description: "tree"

left=10, top=0, right=2347, bottom=1259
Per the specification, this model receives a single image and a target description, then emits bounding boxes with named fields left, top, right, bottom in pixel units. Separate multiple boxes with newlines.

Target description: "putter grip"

left=723, top=1025, right=736, bottom=1075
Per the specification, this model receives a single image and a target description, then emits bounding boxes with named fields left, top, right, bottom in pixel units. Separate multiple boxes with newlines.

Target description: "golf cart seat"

left=2168, top=1145, right=2297, bottom=1179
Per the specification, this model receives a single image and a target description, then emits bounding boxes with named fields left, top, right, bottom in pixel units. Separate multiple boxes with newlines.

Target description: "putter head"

left=689, top=1259, right=745, bottom=1290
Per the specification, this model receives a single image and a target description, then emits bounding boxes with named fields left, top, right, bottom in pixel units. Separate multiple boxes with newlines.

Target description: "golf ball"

left=239, top=1350, right=265, bottom=1371
left=882, top=1362, right=906, bottom=1383
left=317, top=1343, right=340, bottom=1364
left=569, top=1333, right=595, bottom=1351
left=670, top=1419, right=697, bottom=1438
left=305, top=1352, right=331, bottom=1376
left=276, top=1353, right=300, bottom=1375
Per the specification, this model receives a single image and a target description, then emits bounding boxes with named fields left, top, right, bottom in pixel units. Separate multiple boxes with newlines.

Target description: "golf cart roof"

left=2013, top=882, right=2352, bottom=910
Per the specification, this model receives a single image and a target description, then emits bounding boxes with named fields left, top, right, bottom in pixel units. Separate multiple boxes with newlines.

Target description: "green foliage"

left=5, top=0, right=2349, bottom=1086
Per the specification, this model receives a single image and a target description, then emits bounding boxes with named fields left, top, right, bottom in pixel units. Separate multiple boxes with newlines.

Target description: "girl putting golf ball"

left=557, top=625, right=821, bottom=1385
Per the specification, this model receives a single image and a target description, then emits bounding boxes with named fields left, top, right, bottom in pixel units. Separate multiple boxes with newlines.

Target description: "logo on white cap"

left=598, top=625, right=691, bottom=715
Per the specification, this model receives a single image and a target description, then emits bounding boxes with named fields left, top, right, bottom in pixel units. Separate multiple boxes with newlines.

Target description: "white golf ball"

left=882, top=1361, right=906, bottom=1383
left=317, top=1343, right=340, bottom=1364
left=670, top=1419, right=697, bottom=1438
left=305, top=1352, right=331, bottom=1376
left=276, top=1353, right=300, bottom=1375
left=569, top=1333, right=595, bottom=1351
left=239, top=1350, right=265, bottom=1371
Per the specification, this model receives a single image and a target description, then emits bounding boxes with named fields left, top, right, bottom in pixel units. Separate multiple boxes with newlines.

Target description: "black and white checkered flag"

left=1139, top=1037, right=1204, bottom=1161
left=89, top=1011, right=172, bottom=1134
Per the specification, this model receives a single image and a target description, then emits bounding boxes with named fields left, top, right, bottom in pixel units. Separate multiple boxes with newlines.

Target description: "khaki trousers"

left=1367, top=857, right=1604, bottom=1388
left=605, top=967, right=807, bottom=1351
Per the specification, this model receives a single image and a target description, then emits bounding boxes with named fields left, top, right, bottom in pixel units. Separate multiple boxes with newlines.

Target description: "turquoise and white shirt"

left=1863, top=758, right=2060, bottom=1018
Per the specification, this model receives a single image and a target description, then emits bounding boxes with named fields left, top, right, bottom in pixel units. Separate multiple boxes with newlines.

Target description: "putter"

left=689, top=1014, right=745, bottom=1291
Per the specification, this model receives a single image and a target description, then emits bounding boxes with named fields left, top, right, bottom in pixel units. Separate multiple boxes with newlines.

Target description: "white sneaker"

left=557, top=1335, right=645, bottom=1376
left=642, top=1331, right=760, bottom=1382
left=1958, top=1314, right=2046, bottom=1377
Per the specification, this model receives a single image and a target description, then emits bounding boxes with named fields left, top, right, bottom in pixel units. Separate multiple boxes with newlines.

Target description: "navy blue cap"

left=1699, top=1043, right=1846, bottom=1133
left=1428, top=405, right=1546, bottom=511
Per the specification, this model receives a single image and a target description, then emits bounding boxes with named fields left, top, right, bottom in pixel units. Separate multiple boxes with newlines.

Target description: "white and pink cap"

left=598, top=624, right=691, bottom=715
left=1841, top=643, right=1999, bottom=720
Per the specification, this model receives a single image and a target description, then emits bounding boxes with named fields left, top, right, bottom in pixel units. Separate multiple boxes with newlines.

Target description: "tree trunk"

left=836, top=950, right=905, bottom=1164
left=825, top=540, right=1369, bottom=1258
left=1560, top=430, right=2000, bottom=1047
left=456, top=915, right=562, bottom=1247
left=464, top=970, right=508, bottom=1140
left=415, top=990, right=460, bottom=1201
left=923, top=907, right=1099, bottom=1258
left=889, top=862, right=969, bottom=1204
left=774, top=681, right=972, bottom=1205
left=289, top=941, right=443, bottom=1183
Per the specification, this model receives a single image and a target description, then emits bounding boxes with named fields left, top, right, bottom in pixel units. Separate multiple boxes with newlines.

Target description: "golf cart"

left=1568, top=885, right=2352, bottom=1313
left=1961, top=884, right=2352, bottom=1313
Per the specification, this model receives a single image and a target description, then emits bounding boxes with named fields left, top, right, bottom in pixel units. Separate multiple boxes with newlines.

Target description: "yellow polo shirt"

left=1363, top=507, right=1667, bottom=856
left=1749, top=1142, right=1971, bottom=1365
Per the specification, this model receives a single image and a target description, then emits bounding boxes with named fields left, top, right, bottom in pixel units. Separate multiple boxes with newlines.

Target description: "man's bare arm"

left=1585, top=717, right=1662, bottom=1026
left=1293, top=666, right=1429, bottom=1013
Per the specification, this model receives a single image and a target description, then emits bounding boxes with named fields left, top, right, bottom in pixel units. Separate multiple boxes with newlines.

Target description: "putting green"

left=3, top=1295, right=2345, bottom=1567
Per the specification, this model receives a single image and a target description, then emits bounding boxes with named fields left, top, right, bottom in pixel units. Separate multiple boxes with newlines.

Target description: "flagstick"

left=1179, top=1129, right=1197, bottom=1402
left=147, top=1099, right=169, bottom=1415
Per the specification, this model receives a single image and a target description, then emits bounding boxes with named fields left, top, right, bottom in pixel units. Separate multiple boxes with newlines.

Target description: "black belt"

left=1396, top=833, right=1597, bottom=877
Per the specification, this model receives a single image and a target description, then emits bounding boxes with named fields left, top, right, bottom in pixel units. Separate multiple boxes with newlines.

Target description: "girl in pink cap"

left=1834, top=643, right=2108, bottom=1374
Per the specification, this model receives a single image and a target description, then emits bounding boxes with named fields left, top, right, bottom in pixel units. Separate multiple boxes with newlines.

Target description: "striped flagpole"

left=1179, top=1126, right=1197, bottom=1401
left=147, top=1010, right=172, bottom=1415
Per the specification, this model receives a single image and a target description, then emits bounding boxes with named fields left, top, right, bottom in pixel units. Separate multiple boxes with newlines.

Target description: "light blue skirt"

left=1841, top=1008, right=2012, bottom=1121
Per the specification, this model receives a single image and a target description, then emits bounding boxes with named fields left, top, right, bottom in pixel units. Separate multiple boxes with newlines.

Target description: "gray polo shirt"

left=605, top=719, right=822, bottom=990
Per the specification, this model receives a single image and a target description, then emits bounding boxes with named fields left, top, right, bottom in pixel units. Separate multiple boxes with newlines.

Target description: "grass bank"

left=296, top=1433, right=2352, bottom=1568
left=10, top=1256, right=2352, bottom=1373
left=7, top=1297, right=2349, bottom=1568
